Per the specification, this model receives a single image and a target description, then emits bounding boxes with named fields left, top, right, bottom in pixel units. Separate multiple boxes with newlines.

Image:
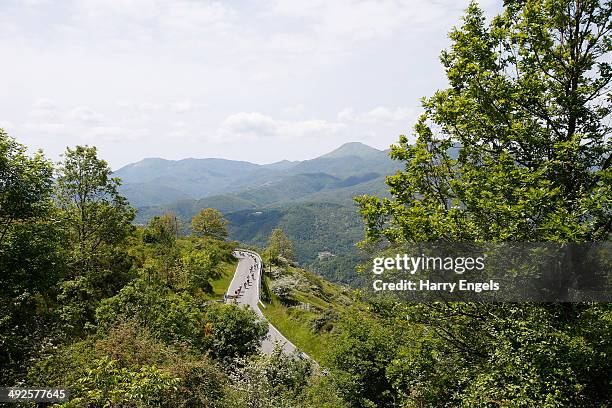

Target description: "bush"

left=60, top=357, right=180, bottom=408
left=205, top=303, right=268, bottom=361
left=96, top=279, right=210, bottom=351
left=182, top=249, right=221, bottom=293
left=226, top=346, right=312, bottom=407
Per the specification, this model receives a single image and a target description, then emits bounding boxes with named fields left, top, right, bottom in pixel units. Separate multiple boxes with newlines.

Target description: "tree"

left=0, top=129, right=54, bottom=244
left=143, top=212, right=181, bottom=246
left=357, top=0, right=611, bottom=244
left=0, top=129, right=64, bottom=384
left=55, top=145, right=135, bottom=332
left=267, top=228, right=294, bottom=263
left=96, top=279, right=212, bottom=351
left=327, top=314, right=401, bottom=408
left=64, top=357, right=180, bottom=407
left=355, top=1, right=612, bottom=406
left=182, top=249, right=221, bottom=293
left=56, top=146, right=135, bottom=259
left=191, top=208, right=228, bottom=240
left=204, top=303, right=268, bottom=361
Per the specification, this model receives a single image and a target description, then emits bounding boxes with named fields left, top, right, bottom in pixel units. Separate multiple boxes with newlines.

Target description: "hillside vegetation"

left=259, top=262, right=356, bottom=361
left=128, top=143, right=398, bottom=285
left=3, top=1, right=611, bottom=407
left=0, top=134, right=349, bottom=406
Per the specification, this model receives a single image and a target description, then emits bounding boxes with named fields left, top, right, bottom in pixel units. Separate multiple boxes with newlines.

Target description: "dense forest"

left=1, top=0, right=612, bottom=407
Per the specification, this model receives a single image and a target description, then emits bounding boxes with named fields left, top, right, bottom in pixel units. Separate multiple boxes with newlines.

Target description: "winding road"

left=226, top=249, right=301, bottom=355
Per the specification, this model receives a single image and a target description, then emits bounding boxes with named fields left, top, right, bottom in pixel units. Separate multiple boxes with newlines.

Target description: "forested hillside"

left=114, top=157, right=283, bottom=207
left=0, top=131, right=348, bottom=406
left=127, top=143, right=398, bottom=285
left=227, top=202, right=368, bottom=285
left=1, top=0, right=611, bottom=407
left=117, top=142, right=398, bottom=209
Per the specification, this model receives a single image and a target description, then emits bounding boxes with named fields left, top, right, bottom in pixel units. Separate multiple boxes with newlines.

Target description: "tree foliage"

left=351, top=1, right=612, bottom=407
left=143, top=212, right=181, bottom=246
left=55, top=145, right=136, bottom=334
left=267, top=228, right=294, bottom=262
left=191, top=207, right=229, bottom=240
left=0, top=129, right=54, bottom=243
left=0, top=129, right=63, bottom=383
left=56, top=146, right=135, bottom=259
left=205, top=303, right=269, bottom=362
left=357, top=0, right=611, bottom=244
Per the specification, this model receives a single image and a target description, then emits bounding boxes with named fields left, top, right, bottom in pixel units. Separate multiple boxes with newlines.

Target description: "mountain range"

left=114, top=142, right=395, bottom=207
left=114, top=142, right=400, bottom=284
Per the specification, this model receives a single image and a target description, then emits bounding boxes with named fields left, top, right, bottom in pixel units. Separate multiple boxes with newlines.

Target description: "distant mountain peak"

left=262, top=159, right=300, bottom=171
left=320, top=142, right=382, bottom=159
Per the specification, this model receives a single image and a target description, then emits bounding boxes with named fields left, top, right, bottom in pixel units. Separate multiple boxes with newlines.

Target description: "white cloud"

left=24, top=0, right=51, bottom=5
left=338, top=106, right=416, bottom=124
left=22, top=122, right=67, bottom=134
left=30, top=98, right=60, bottom=119
left=283, top=104, right=306, bottom=115
left=137, top=102, right=161, bottom=111
left=156, top=1, right=234, bottom=34
left=66, top=106, right=104, bottom=124
left=337, top=108, right=356, bottom=122
left=33, top=98, right=58, bottom=110
left=171, top=120, right=188, bottom=128
left=216, top=112, right=345, bottom=142
left=268, top=0, right=456, bottom=44
left=87, top=125, right=151, bottom=142
left=217, top=112, right=280, bottom=140
left=65, top=0, right=236, bottom=47
left=170, top=100, right=193, bottom=113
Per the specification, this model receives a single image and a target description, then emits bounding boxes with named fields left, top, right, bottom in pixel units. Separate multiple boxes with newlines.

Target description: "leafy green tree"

left=96, top=280, right=267, bottom=361
left=204, top=303, right=268, bottom=361
left=0, top=130, right=64, bottom=383
left=357, top=0, right=611, bottom=244
left=182, top=249, right=221, bottom=293
left=354, top=1, right=612, bottom=406
left=327, top=314, right=401, bottom=408
left=191, top=208, right=228, bottom=240
left=143, top=212, right=181, bottom=246
left=55, top=145, right=135, bottom=333
left=62, top=357, right=180, bottom=407
left=56, top=145, right=135, bottom=262
left=0, top=129, right=54, bottom=243
left=140, top=213, right=184, bottom=287
left=267, top=228, right=294, bottom=263
left=96, top=279, right=211, bottom=351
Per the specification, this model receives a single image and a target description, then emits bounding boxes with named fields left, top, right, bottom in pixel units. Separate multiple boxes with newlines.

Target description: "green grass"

left=212, top=260, right=349, bottom=364
left=258, top=265, right=354, bottom=364
left=204, top=260, right=237, bottom=300
left=261, top=293, right=333, bottom=363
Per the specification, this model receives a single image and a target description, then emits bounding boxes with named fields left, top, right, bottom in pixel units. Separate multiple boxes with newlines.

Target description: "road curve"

left=226, top=249, right=303, bottom=356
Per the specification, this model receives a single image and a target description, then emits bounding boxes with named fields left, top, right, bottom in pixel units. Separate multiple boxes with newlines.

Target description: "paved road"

left=226, top=250, right=299, bottom=355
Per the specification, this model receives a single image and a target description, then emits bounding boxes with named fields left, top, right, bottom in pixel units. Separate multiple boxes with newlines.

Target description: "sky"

left=0, top=0, right=501, bottom=170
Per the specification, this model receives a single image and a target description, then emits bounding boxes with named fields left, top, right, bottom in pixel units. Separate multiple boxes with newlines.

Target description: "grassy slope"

left=180, top=240, right=357, bottom=364
left=261, top=296, right=333, bottom=362
left=205, top=259, right=237, bottom=301
left=259, top=264, right=356, bottom=363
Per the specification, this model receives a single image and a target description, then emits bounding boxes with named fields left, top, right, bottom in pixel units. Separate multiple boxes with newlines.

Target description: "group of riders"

left=228, top=251, right=259, bottom=300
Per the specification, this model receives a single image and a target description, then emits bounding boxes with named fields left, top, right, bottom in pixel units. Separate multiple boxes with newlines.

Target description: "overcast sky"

left=0, top=0, right=501, bottom=169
